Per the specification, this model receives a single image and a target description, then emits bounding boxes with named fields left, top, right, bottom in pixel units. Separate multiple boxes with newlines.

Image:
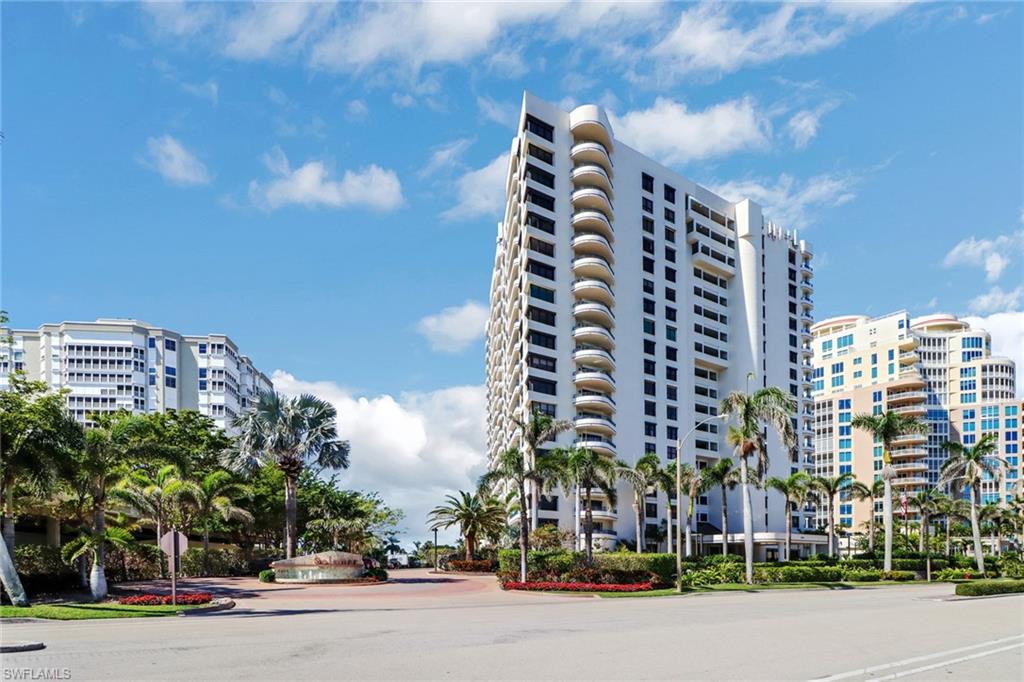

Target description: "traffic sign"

left=160, top=530, right=188, bottom=569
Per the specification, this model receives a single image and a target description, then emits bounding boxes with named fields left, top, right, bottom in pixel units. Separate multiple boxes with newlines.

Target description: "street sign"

left=160, top=531, right=188, bottom=570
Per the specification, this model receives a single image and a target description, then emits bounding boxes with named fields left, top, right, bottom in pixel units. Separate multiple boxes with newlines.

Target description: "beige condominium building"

left=811, top=311, right=1018, bottom=535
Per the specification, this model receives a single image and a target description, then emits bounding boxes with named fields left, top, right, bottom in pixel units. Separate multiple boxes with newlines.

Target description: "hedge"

left=593, top=554, right=675, bottom=587
left=503, top=581, right=654, bottom=593
left=449, top=559, right=496, bottom=573
left=842, top=569, right=882, bottom=582
left=497, top=549, right=580, bottom=576
left=1000, top=559, right=1023, bottom=579
left=179, top=547, right=249, bottom=578
left=13, top=545, right=79, bottom=595
left=955, top=579, right=1024, bottom=597
left=880, top=570, right=916, bottom=581
left=753, top=566, right=844, bottom=583
left=496, top=550, right=675, bottom=587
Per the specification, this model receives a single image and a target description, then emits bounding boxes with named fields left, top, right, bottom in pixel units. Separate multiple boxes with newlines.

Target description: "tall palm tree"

left=765, top=471, right=811, bottom=561
left=109, top=464, right=186, bottom=578
left=940, top=434, right=1006, bottom=573
left=512, top=410, right=572, bottom=531
left=178, top=470, right=254, bottom=574
left=701, top=458, right=739, bottom=556
left=616, top=454, right=661, bottom=555
left=908, top=487, right=942, bottom=554
left=228, top=392, right=350, bottom=559
left=653, top=465, right=677, bottom=554
left=720, top=378, right=796, bottom=584
left=849, top=478, right=886, bottom=554
left=936, top=495, right=970, bottom=557
left=428, top=491, right=507, bottom=561
left=678, top=463, right=704, bottom=557
left=978, top=502, right=1007, bottom=557
left=811, top=473, right=856, bottom=557
left=851, top=411, right=927, bottom=572
left=564, top=446, right=617, bottom=565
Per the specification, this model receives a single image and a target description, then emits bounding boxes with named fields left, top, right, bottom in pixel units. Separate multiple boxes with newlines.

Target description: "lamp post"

left=433, top=528, right=438, bottom=572
left=676, top=413, right=727, bottom=593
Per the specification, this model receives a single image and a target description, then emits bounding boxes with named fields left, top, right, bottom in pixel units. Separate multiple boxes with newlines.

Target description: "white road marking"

left=808, top=634, right=1024, bottom=681
left=867, top=642, right=1024, bottom=681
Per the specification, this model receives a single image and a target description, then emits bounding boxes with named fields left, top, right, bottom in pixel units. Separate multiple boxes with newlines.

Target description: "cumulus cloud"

left=943, top=230, right=1024, bottom=282
left=441, top=153, right=509, bottom=221
left=962, top=311, right=1024, bottom=398
left=222, top=2, right=331, bottom=60
left=271, top=371, right=488, bottom=543
left=710, top=172, right=858, bottom=231
left=610, top=97, right=771, bottom=165
left=967, top=286, right=1023, bottom=315
left=346, top=99, right=369, bottom=121
left=787, top=100, right=839, bottom=149
left=248, top=147, right=403, bottom=212
left=142, top=135, right=210, bottom=186
left=477, top=95, right=518, bottom=128
left=419, top=138, right=473, bottom=179
left=416, top=301, right=489, bottom=353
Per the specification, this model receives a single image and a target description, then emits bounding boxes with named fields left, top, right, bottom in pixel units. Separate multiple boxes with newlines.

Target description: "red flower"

left=117, top=593, right=213, bottom=606
left=502, top=582, right=653, bottom=593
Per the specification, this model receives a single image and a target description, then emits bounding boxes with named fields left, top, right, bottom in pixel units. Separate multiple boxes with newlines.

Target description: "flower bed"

left=118, top=593, right=213, bottom=606
left=502, top=581, right=653, bottom=593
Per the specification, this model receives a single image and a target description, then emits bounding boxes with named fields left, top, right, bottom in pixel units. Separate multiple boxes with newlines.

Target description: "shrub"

left=1000, top=558, right=1024, bottom=579
left=118, top=592, right=213, bottom=606
left=14, top=545, right=78, bottom=594
left=364, top=567, right=389, bottom=581
left=880, top=570, right=916, bottom=581
left=890, top=558, right=947, bottom=572
left=503, top=581, right=653, bottom=593
left=258, top=569, right=276, bottom=583
left=702, top=554, right=744, bottom=565
left=449, top=559, right=496, bottom=573
left=936, top=568, right=986, bottom=581
left=179, top=546, right=248, bottom=578
left=843, top=569, right=882, bottom=582
left=679, top=563, right=743, bottom=588
left=593, top=553, right=675, bottom=587
left=955, top=579, right=1024, bottom=597
left=105, top=544, right=161, bottom=582
left=839, top=559, right=876, bottom=570
left=497, top=549, right=580, bottom=576
left=753, top=566, right=844, bottom=583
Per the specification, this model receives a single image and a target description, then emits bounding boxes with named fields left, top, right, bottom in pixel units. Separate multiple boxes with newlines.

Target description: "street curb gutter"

left=1, top=641, right=46, bottom=653
left=178, top=598, right=235, bottom=616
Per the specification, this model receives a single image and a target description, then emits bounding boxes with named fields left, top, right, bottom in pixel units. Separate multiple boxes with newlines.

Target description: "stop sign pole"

left=160, top=530, right=188, bottom=606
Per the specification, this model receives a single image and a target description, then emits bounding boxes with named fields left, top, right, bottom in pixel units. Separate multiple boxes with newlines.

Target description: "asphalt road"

left=2, top=571, right=1022, bottom=681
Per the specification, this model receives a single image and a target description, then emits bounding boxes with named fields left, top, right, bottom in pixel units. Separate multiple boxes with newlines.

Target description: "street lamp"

left=433, top=528, right=438, bottom=572
left=675, top=413, right=727, bottom=592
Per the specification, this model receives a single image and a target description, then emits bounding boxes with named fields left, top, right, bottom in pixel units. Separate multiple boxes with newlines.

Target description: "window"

left=525, top=164, right=555, bottom=188
left=665, top=227, right=676, bottom=243
left=643, top=216, right=654, bottom=233
left=164, top=339, right=176, bottom=351
left=527, top=306, right=556, bottom=326
left=526, top=211, right=555, bottom=234
left=533, top=402, right=556, bottom=417
left=644, top=359, right=656, bottom=375
left=642, top=173, right=654, bottom=192
left=148, top=338, right=156, bottom=348
left=643, top=279, right=655, bottom=294
left=527, top=259, right=555, bottom=279
left=199, top=368, right=207, bottom=378
left=527, top=144, right=553, bottom=165
left=528, top=237, right=554, bottom=257
left=643, top=257, right=655, bottom=274
left=643, top=319, right=656, bottom=335
left=530, top=285, right=555, bottom=303
left=642, top=197, right=654, bottom=213
left=644, top=381, right=656, bottom=397
left=528, top=377, right=557, bottom=395
left=837, top=334, right=853, bottom=349
left=525, top=114, right=554, bottom=141
left=527, top=353, right=557, bottom=373
left=199, top=380, right=207, bottom=391
left=645, top=401, right=657, bottom=416
left=165, top=376, right=176, bottom=388
left=664, top=208, right=675, bottom=223
left=645, top=422, right=657, bottom=436
left=198, top=343, right=207, bottom=354
left=643, top=237, right=655, bottom=254
left=525, top=188, right=555, bottom=211
left=529, top=330, right=556, bottom=349
left=664, top=185, right=676, bottom=203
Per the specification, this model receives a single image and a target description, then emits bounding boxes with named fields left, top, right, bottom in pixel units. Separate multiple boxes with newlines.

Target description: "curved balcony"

left=572, top=187, right=613, bottom=219
left=572, top=209, right=614, bottom=241
left=573, top=369, right=615, bottom=393
left=575, top=413, right=616, bottom=437
left=887, top=390, right=927, bottom=405
left=574, top=437, right=616, bottom=458
left=573, top=345, right=615, bottom=372
left=589, top=507, right=618, bottom=521
left=892, top=476, right=928, bottom=488
left=573, top=278, right=614, bottom=306
left=899, top=350, right=919, bottom=365
left=573, top=301, right=615, bottom=328
left=573, top=323, right=614, bottom=350
left=891, top=403, right=927, bottom=416
left=892, top=461, right=928, bottom=473
left=572, top=232, right=614, bottom=262
left=571, top=164, right=613, bottom=196
left=572, top=256, right=615, bottom=284
left=891, top=433, right=927, bottom=446
left=570, top=141, right=612, bottom=175
left=574, top=391, right=615, bottom=414
left=569, top=105, right=615, bottom=152
left=889, top=447, right=928, bottom=459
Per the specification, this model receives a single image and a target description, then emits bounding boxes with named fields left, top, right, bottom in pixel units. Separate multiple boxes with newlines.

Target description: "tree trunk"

left=918, top=519, right=925, bottom=553
left=634, top=499, right=642, bottom=555
left=203, top=524, right=211, bottom=576
left=465, top=532, right=474, bottom=561
left=721, top=484, right=729, bottom=556
left=79, top=555, right=89, bottom=588
left=284, top=474, right=298, bottom=559
left=944, top=517, right=951, bottom=557
left=157, top=518, right=166, bottom=579
left=882, top=477, right=894, bottom=573
left=3, top=485, right=15, bottom=555
left=91, top=507, right=108, bottom=601
left=665, top=494, right=673, bottom=555
left=517, top=481, right=529, bottom=582
left=0, top=530, right=28, bottom=606
left=970, top=486, right=985, bottom=574
left=574, top=486, right=581, bottom=551
left=826, top=496, right=835, bottom=558
left=684, top=498, right=693, bottom=557
left=868, top=507, right=875, bottom=554
left=584, top=486, right=593, bottom=565
left=785, top=498, right=792, bottom=562
left=739, top=457, right=754, bottom=584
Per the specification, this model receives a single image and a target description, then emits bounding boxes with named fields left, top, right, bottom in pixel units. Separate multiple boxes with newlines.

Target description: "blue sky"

left=4, top=2, right=1022, bottom=539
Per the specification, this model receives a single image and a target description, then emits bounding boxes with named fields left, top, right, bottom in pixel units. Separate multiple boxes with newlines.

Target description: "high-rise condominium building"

left=0, top=318, right=272, bottom=434
left=811, top=311, right=1018, bottom=534
left=485, top=93, right=824, bottom=559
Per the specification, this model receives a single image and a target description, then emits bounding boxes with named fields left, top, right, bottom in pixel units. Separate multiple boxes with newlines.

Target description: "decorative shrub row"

left=496, top=550, right=674, bottom=587
left=449, top=559, right=496, bottom=573
left=954, top=579, right=1024, bottom=597
left=118, top=592, right=213, bottom=605
left=936, top=568, right=986, bottom=581
left=753, top=566, right=845, bottom=583
left=502, top=581, right=653, bottom=593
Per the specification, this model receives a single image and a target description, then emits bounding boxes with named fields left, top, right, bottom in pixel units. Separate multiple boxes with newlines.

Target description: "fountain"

left=270, top=551, right=366, bottom=583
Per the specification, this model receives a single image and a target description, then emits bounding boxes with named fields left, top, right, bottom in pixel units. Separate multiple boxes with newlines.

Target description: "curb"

left=1, top=641, right=46, bottom=653
left=943, top=592, right=1024, bottom=602
left=178, top=597, right=235, bottom=616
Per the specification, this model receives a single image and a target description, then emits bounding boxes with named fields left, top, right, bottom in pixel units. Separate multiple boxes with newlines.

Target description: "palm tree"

left=851, top=411, right=927, bottom=572
left=849, top=478, right=886, bottom=554
left=678, top=463, right=704, bottom=557
left=940, top=434, right=1006, bottom=573
left=428, top=491, right=507, bottom=561
left=811, top=473, right=856, bottom=557
left=228, top=392, right=350, bottom=559
left=652, top=465, right=677, bottom=554
left=178, top=470, right=254, bottom=574
left=564, top=446, right=617, bottom=565
left=765, top=471, right=811, bottom=561
left=512, top=410, right=572, bottom=531
left=110, top=464, right=186, bottom=578
left=61, top=527, right=134, bottom=600
left=480, top=447, right=543, bottom=582
left=720, top=377, right=796, bottom=584
left=978, top=502, right=1007, bottom=557
left=701, top=458, right=739, bottom=556
left=936, top=496, right=970, bottom=557
left=616, top=454, right=661, bottom=554
left=908, top=487, right=942, bottom=554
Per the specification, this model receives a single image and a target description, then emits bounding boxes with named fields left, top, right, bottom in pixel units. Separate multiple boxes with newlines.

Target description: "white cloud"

left=710, top=172, right=858, bottom=231
left=967, top=286, right=1023, bottom=315
left=441, top=153, right=509, bottom=221
left=419, top=138, right=473, bottom=179
left=416, top=301, right=489, bottom=353
left=248, top=147, right=403, bottom=212
left=486, top=48, right=529, bottom=78
left=610, top=97, right=771, bottom=165
left=271, top=371, right=488, bottom=543
left=223, top=2, right=331, bottom=60
left=346, top=99, right=369, bottom=121
left=142, top=135, right=210, bottom=186
left=647, top=3, right=908, bottom=81
left=391, top=92, right=416, bottom=108
left=943, top=230, right=1024, bottom=282
left=178, top=78, right=219, bottom=105
left=477, top=95, right=518, bottom=128
left=787, top=100, right=839, bottom=149
left=962, top=311, right=1024, bottom=398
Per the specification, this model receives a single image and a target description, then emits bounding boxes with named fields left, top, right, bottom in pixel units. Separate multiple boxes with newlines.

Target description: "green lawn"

left=1, top=602, right=205, bottom=620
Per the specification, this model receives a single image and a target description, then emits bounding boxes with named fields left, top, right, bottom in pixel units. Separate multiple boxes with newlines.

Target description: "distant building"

left=0, top=318, right=271, bottom=433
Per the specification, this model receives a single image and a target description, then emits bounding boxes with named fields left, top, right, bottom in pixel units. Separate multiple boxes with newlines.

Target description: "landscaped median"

left=0, top=592, right=233, bottom=620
